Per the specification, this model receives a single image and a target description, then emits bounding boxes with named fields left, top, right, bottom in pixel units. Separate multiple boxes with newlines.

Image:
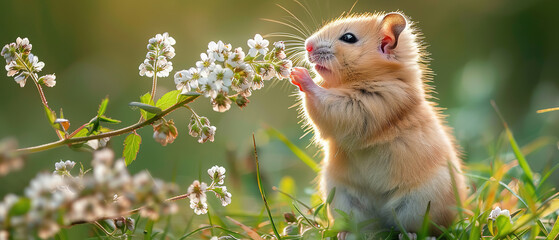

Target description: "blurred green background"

left=0, top=0, right=558, bottom=237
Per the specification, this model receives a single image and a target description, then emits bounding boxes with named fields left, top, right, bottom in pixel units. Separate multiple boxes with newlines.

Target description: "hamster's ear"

left=380, top=12, right=407, bottom=54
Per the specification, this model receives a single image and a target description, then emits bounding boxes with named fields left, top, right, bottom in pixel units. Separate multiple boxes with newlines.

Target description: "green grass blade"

left=539, top=163, right=559, bottom=190
left=392, top=209, right=410, bottom=240
left=144, top=219, right=154, bottom=240
left=547, top=216, right=559, bottom=240
left=266, top=127, right=320, bottom=173
left=253, top=134, right=282, bottom=240
left=491, top=101, right=535, bottom=187
left=292, top=202, right=318, bottom=229
left=505, top=127, right=535, bottom=187
left=417, top=201, right=431, bottom=240
left=464, top=173, right=529, bottom=208
left=537, top=219, right=548, bottom=236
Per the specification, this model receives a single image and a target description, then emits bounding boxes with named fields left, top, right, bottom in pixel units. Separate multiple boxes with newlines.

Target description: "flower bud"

left=211, top=92, right=232, bottom=112
left=39, top=74, right=56, bottom=87
left=125, top=217, right=135, bottom=231
left=199, top=125, right=216, bottom=143
left=235, top=95, right=249, bottom=108
left=284, top=212, right=297, bottom=223
left=152, top=120, right=178, bottom=146
left=188, top=115, right=201, bottom=138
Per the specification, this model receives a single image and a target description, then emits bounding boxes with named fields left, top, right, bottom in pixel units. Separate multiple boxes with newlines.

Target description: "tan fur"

left=291, top=12, right=467, bottom=234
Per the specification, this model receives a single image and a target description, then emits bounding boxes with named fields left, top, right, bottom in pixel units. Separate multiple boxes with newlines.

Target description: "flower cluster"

left=0, top=138, right=23, bottom=176
left=187, top=165, right=232, bottom=215
left=139, top=32, right=175, bottom=78
left=188, top=114, right=216, bottom=143
left=0, top=149, right=178, bottom=239
left=53, top=160, right=76, bottom=176
left=174, top=34, right=291, bottom=113
left=2, top=37, right=56, bottom=88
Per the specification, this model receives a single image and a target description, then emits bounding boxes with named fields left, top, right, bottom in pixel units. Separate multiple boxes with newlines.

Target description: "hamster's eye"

left=339, top=33, right=358, bottom=43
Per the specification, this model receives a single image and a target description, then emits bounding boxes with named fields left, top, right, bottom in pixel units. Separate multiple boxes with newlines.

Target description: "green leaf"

left=8, top=197, right=31, bottom=216
left=495, top=215, right=513, bottom=237
left=54, top=229, right=69, bottom=240
left=97, top=97, right=109, bottom=116
left=129, top=102, right=161, bottom=117
left=123, top=133, right=141, bottom=166
left=138, top=93, right=157, bottom=120
left=71, top=127, right=90, bottom=138
left=178, top=93, right=201, bottom=105
left=547, top=215, right=559, bottom=240
left=44, top=106, right=56, bottom=125
left=98, top=116, right=121, bottom=124
left=301, top=228, right=320, bottom=240
left=326, top=187, right=336, bottom=205
left=468, top=219, right=481, bottom=240
left=156, top=90, right=180, bottom=111
left=266, top=127, right=320, bottom=173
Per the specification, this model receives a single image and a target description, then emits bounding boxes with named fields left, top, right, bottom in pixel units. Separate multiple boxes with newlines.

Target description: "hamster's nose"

left=305, top=42, right=313, bottom=52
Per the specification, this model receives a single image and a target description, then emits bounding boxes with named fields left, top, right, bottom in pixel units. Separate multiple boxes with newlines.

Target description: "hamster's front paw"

left=290, top=67, right=316, bottom=92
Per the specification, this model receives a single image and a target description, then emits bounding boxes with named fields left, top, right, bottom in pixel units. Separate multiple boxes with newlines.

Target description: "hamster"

left=289, top=12, right=466, bottom=236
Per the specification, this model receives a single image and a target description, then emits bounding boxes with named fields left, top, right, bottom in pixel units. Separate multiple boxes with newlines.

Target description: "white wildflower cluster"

left=0, top=138, right=23, bottom=176
left=53, top=160, right=76, bottom=176
left=174, top=34, right=291, bottom=113
left=0, top=149, right=178, bottom=239
left=187, top=165, right=232, bottom=215
left=2, top=37, right=56, bottom=88
left=188, top=115, right=216, bottom=143
left=488, top=206, right=513, bottom=224
left=139, top=32, right=175, bottom=78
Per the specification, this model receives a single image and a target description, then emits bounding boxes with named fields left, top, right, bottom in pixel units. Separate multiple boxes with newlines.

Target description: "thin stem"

left=149, top=56, right=159, bottom=103
left=16, top=53, right=63, bottom=140
left=93, top=221, right=114, bottom=236
left=67, top=120, right=91, bottom=139
left=16, top=95, right=200, bottom=155
left=150, top=73, right=158, bottom=103
left=184, top=105, right=203, bottom=128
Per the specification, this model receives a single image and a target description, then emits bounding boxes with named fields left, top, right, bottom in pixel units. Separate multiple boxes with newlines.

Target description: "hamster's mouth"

left=314, top=64, right=331, bottom=74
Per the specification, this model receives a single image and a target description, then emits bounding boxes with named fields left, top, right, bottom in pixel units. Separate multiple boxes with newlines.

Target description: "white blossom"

left=28, top=53, right=44, bottom=72
left=207, top=165, right=226, bottom=184
left=209, top=65, right=233, bottom=92
left=187, top=180, right=208, bottom=203
left=247, top=34, right=269, bottom=57
left=199, top=125, right=217, bottom=143
left=39, top=74, right=56, bottom=87
left=196, top=53, right=216, bottom=74
left=488, top=206, right=513, bottom=224
left=277, top=60, right=293, bottom=79
left=139, top=32, right=175, bottom=78
left=226, top=47, right=245, bottom=67
left=213, top=186, right=232, bottom=206
left=207, top=41, right=231, bottom=62
left=259, top=64, right=275, bottom=81
left=190, top=199, right=208, bottom=215
left=53, top=160, right=76, bottom=176
left=174, top=67, right=202, bottom=94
